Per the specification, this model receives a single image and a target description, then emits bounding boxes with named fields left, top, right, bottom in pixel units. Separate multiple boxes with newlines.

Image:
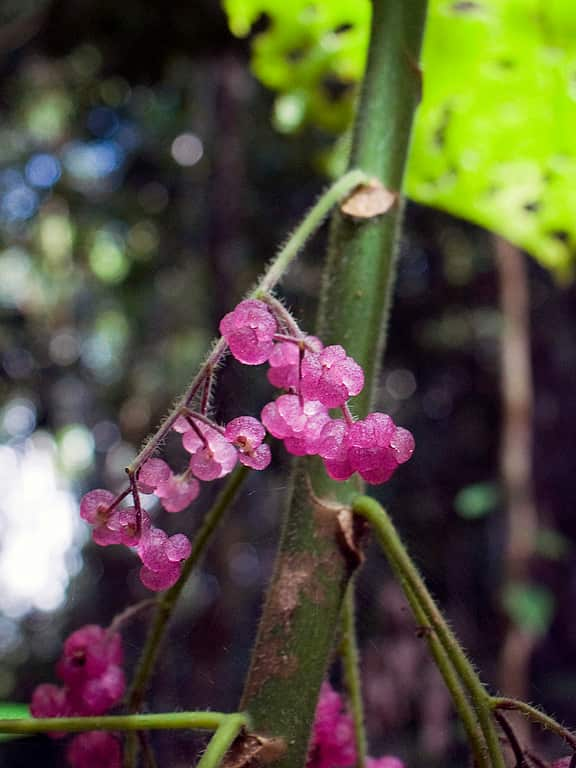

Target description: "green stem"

left=340, top=584, right=367, bottom=768
left=127, top=464, right=250, bottom=714
left=124, top=466, right=249, bottom=768
left=239, top=3, right=429, bottom=767
left=491, top=697, right=576, bottom=750
left=352, top=495, right=505, bottom=768
left=398, top=578, right=486, bottom=764
left=196, top=715, right=246, bottom=768
left=256, top=169, right=369, bottom=295
left=0, top=712, right=249, bottom=735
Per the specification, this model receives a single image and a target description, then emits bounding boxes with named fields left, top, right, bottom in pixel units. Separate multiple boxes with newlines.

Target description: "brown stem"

left=495, top=237, right=538, bottom=745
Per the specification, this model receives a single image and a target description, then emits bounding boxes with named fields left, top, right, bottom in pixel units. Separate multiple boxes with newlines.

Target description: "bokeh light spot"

left=171, top=133, right=203, bottom=166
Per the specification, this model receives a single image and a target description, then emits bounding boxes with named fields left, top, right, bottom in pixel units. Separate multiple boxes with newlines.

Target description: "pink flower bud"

left=67, top=732, right=122, bottom=768
left=219, top=299, right=277, bottom=365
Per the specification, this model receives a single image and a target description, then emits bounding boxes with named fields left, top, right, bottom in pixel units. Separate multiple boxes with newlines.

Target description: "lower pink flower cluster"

left=308, top=682, right=404, bottom=768
left=30, top=625, right=124, bottom=768
left=78, top=297, right=414, bottom=593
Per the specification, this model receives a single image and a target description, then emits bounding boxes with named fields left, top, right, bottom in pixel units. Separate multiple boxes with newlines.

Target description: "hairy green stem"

left=196, top=715, right=247, bottom=768
left=352, top=495, right=505, bottom=768
left=239, top=3, right=428, bottom=767
left=491, top=698, right=576, bottom=750
left=394, top=572, right=485, bottom=763
left=256, top=169, right=369, bottom=295
left=0, top=712, right=249, bottom=735
left=341, top=584, right=367, bottom=768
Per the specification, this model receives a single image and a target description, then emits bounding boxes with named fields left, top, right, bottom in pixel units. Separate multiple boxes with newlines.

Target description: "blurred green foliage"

left=454, top=481, right=500, bottom=519
left=0, top=703, right=29, bottom=742
left=503, top=582, right=555, bottom=636
left=224, top=0, right=576, bottom=278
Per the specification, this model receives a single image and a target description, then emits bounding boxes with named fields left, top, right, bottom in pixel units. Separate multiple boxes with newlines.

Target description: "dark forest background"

left=1, top=2, right=576, bottom=766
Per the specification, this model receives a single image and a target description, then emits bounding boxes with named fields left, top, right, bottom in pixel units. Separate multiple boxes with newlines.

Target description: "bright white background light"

left=0, top=433, right=86, bottom=618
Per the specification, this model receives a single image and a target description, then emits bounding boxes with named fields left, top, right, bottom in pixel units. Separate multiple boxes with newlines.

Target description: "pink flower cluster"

left=221, top=299, right=414, bottom=484
left=79, top=297, right=414, bottom=593
left=31, top=625, right=124, bottom=767
left=308, top=682, right=404, bottom=768
left=80, top=488, right=192, bottom=591
left=79, top=412, right=272, bottom=591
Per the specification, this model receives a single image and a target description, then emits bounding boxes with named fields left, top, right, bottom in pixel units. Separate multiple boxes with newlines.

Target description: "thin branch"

left=127, top=464, right=250, bottom=714
left=352, top=495, right=505, bottom=768
left=340, top=584, right=367, bottom=768
left=0, top=712, right=250, bottom=735
left=492, top=698, right=576, bottom=751
left=196, top=715, right=246, bottom=768
left=493, top=710, right=528, bottom=768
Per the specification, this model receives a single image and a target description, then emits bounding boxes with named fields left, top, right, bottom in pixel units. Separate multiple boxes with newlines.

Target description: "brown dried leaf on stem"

left=222, top=731, right=287, bottom=768
left=340, top=179, right=397, bottom=219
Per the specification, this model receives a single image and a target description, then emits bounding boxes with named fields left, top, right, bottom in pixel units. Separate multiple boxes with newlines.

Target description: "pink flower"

left=300, top=345, right=364, bottom=407
left=31, top=624, right=126, bottom=732
left=73, top=665, right=125, bottom=715
left=189, top=433, right=238, bottom=481
left=225, top=416, right=271, bottom=470
left=137, top=458, right=171, bottom=494
left=367, top=759, right=405, bottom=768
left=79, top=489, right=115, bottom=526
left=139, top=563, right=181, bottom=591
left=106, top=507, right=149, bottom=547
left=308, top=682, right=405, bottom=768
left=136, top=526, right=190, bottom=592
left=56, top=626, right=123, bottom=687
left=390, top=427, right=415, bottom=464
left=267, top=336, right=323, bottom=391
left=30, top=683, right=69, bottom=720
left=261, top=395, right=329, bottom=455
left=267, top=340, right=301, bottom=390
left=307, top=683, right=356, bottom=768
left=67, top=732, right=122, bottom=768
left=155, top=472, right=200, bottom=513
left=346, top=413, right=398, bottom=485
left=219, top=299, right=277, bottom=365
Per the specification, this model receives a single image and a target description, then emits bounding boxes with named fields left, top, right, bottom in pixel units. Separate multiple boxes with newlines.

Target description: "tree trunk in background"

left=495, top=237, right=537, bottom=747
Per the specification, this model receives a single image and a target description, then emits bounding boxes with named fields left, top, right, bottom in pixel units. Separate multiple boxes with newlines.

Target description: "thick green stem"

left=0, top=712, right=248, bottom=735
left=239, top=3, right=428, bottom=767
left=196, top=715, right=247, bottom=768
left=352, top=495, right=506, bottom=768
left=341, top=584, right=367, bottom=768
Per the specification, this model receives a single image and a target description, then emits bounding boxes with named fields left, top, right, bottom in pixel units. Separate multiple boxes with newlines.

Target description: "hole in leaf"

left=523, top=201, right=541, bottom=213
left=322, top=76, right=353, bottom=102
left=434, top=106, right=452, bottom=148
left=334, top=23, right=354, bottom=35
left=549, top=230, right=570, bottom=244
left=249, top=13, right=271, bottom=36
left=451, top=1, right=483, bottom=11
left=286, top=47, right=308, bottom=63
